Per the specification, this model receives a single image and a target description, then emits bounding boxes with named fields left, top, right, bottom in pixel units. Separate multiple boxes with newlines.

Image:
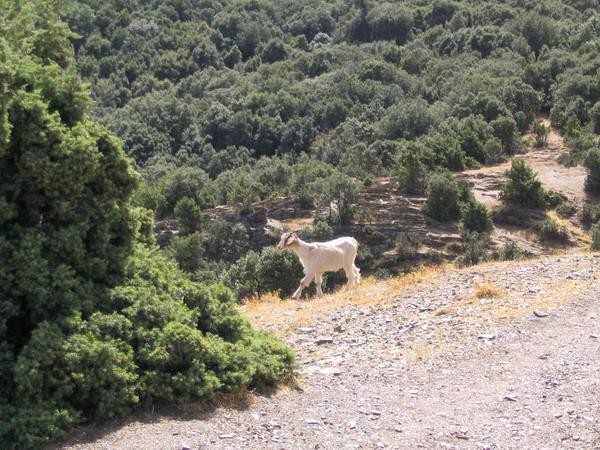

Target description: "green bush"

left=532, top=120, right=550, bottom=147
left=160, top=167, right=216, bottom=217
left=483, top=138, right=505, bottom=164
left=491, top=116, right=520, bottom=154
left=424, top=171, right=461, bottom=221
left=584, top=148, right=600, bottom=195
left=0, top=10, right=295, bottom=447
left=545, top=190, right=569, bottom=209
left=203, top=220, right=250, bottom=263
left=461, top=198, right=492, bottom=234
left=290, top=159, right=334, bottom=208
left=494, top=241, right=523, bottom=261
left=168, top=232, right=205, bottom=272
left=501, top=159, right=546, bottom=208
left=556, top=201, right=578, bottom=218
left=461, top=232, right=489, bottom=266
left=298, top=220, right=334, bottom=242
left=591, top=102, right=600, bottom=134
left=174, top=197, right=204, bottom=235
left=535, top=218, right=571, bottom=243
left=396, top=152, right=427, bottom=194
left=591, top=222, right=600, bottom=251
left=582, top=202, right=600, bottom=226
left=224, top=247, right=304, bottom=300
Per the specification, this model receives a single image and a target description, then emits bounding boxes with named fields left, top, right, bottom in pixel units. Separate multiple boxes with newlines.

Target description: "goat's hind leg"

left=343, top=265, right=356, bottom=291
left=315, top=273, right=324, bottom=297
left=352, top=264, right=361, bottom=287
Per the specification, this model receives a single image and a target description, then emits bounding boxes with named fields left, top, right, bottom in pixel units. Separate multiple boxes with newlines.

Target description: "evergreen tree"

left=0, top=4, right=295, bottom=447
left=501, top=159, right=546, bottom=208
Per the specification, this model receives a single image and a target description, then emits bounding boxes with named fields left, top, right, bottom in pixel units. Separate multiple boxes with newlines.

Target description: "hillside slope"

left=54, top=252, right=600, bottom=449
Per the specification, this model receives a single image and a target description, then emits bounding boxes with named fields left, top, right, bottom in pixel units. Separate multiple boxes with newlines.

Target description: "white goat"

left=277, top=232, right=361, bottom=299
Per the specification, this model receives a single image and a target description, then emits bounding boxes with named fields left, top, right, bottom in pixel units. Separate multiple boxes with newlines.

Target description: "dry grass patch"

left=209, top=389, right=255, bottom=410
left=546, top=210, right=591, bottom=245
left=474, top=283, right=504, bottom=299
left=239, top=265, right=449, bottom=336
left=399, top=329, right=452, bottom=364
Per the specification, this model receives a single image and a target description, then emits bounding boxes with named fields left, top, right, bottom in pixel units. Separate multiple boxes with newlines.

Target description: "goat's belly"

left=318, top=262, right=344, bottom=273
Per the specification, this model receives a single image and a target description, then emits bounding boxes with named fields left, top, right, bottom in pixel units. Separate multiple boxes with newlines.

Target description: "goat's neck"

left=290, top=238, right=314, bottom=261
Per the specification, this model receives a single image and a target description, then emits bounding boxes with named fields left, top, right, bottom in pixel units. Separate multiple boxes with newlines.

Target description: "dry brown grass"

left=546, top=210, right=591, bottom=245
left=239, top=264, right=449, bottom=335
left=401, top=333, right=451, bottom=364
left=209, top=389, right=255, bottom=410
left=474, top=283, right=504, bottom=299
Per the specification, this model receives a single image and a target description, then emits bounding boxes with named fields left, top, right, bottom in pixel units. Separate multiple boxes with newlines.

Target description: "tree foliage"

left=501, top=159, right=546, bottom=208
left=0, top=5, right=294, bottom=447
left=424, top=171, right=461, bottom=221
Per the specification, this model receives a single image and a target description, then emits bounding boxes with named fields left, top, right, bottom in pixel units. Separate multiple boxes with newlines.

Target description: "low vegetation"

left=591, top=222, right=600, bottom=250
left=535, top=218, right=572, bottom=244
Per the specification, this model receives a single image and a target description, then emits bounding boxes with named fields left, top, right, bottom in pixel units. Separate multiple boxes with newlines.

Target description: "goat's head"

left=277, top=232, right=298, bottom=250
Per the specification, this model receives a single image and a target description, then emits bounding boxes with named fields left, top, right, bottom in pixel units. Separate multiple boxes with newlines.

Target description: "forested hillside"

left=1, top=0, right=599, bottom=447
left=69, top=0, right=600, bottom=174
left=63, top=0, right=600, bottom=295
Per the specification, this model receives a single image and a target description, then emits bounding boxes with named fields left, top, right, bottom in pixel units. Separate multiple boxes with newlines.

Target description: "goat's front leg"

left=292, top=272, right=314, bottom=300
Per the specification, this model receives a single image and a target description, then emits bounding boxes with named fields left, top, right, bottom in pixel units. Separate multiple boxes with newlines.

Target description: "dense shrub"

left=290, top=159, right=334, bottom=208
left=532, top=120, right=550, bottom=147
left=582, top=202, right=600, bottom=226
left=591, top=102, right=600, bottom=134
left=298, top=220, right=334, bottom=242
left=461, top=198, right=492, bottom=234
left=535, top=218, right=571, bottom=243
left=396, top=152, right=428, bottom=194
left=366, top=3, right=414, bottom=44
left=501, top=159, right=546, bottom=208
left=556, top=201, right=578, bottom=218
left=203, top=220, right=250, bottom=263
left=494, top=241, right=524, bottom=261
left=591, top=222, right=600, bottom=251
left=584, top=148, right=600, bottom=195
left=224, top=247, right=304, bottom=299
left=168, top=232, right=205, bottom=272
left=0, top=8, right=295, bottom=447
left=320, top=171, right=359, bottom=225
left=63, top=0, right=597, bottom=222
left=461, top=232, right=490, bottom=265
left=174, top=197, right=204, bottom=235
left=424, top=171, right=461, bottom=221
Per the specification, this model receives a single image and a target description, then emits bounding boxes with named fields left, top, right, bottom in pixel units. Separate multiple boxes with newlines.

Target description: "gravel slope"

left=52, top=253, right=600, bottom=450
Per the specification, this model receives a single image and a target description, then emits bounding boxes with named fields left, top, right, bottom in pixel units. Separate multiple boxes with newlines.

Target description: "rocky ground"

left=53, top=252, right=600, bottom=450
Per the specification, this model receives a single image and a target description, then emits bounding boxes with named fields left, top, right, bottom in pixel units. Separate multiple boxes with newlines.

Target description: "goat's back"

left=317, top=236, right=358, bottom=252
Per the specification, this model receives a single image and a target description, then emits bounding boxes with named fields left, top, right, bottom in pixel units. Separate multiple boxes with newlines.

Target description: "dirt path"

left=53, top=253, right=600, bottom=450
